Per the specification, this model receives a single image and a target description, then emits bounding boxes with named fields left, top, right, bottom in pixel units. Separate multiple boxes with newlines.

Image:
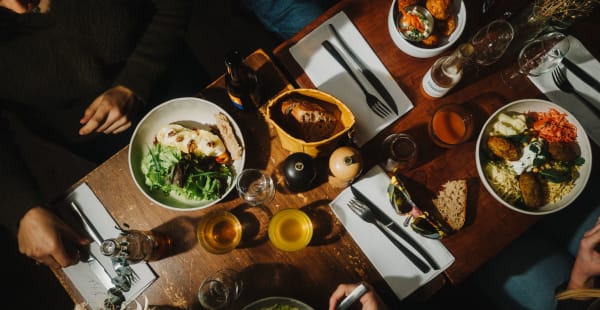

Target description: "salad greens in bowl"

left=129, top=97, right=245, bottom=211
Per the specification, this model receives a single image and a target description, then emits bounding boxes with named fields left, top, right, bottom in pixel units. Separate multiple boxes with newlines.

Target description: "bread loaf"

left=280, top=96, right=337, bottom=142
left=432, top=179, right=467, bottom=231
left=214, top=112, right=244, bottom=160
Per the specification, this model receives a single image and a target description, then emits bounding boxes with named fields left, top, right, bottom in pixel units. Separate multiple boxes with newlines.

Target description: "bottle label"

left=421, top=68, right=452, bottom=99
left=228, top=92, right=245, bottom=110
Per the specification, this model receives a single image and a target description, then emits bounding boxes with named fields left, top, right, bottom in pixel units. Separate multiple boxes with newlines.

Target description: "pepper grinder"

left=328, top=146, right=363, bottom=188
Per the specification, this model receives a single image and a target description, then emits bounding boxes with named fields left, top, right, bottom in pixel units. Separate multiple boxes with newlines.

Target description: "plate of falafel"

left=475, top=98, right=592, bottom=215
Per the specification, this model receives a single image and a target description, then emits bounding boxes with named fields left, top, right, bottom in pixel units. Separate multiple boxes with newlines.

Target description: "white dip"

left=509, top=140, right=543, bottom=175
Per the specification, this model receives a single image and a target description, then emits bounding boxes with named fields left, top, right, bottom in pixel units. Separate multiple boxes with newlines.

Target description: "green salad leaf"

left=141, top=144, right=233, bottom=201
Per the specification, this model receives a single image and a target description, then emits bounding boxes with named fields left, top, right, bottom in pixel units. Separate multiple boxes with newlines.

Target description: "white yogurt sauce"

left=509, top=140, right=543, bottom=175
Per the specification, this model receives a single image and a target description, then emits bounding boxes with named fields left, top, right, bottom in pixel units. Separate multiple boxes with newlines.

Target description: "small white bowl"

left=388, top=0, right=466, bottom=58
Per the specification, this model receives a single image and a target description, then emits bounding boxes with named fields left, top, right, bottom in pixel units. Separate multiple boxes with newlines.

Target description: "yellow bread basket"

left=266, top=88, right=355, bottom=158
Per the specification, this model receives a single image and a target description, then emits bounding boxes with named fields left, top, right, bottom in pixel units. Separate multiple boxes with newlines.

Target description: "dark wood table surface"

left=52, top=0, right=600, bottom=309
left=273, top=0, right=600, bottom=286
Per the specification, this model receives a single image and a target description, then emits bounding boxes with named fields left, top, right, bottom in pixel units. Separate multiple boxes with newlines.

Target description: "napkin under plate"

left=529, top=35, right=600, bottom=145
left=289, top=11, right=414, bottom=147
left=329, top=165, right=454, bottom=300
left=63, top=183, right=157, bottom=309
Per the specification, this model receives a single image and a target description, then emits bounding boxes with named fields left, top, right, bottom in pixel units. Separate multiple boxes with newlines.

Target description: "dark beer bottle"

left=224, top=49, right=261, bottom=111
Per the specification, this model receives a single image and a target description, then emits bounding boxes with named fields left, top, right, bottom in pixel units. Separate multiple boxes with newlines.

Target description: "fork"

left=348, top=199, right=430, bottom=273
left=552, top=67, right=600, bottom=119
left=322, top=40, right=392, bottom=118
left=113, top=259, right=140, bottom=284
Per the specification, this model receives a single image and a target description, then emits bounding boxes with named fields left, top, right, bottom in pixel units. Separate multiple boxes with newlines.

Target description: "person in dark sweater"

left=0, top=0, right=205, bottom=268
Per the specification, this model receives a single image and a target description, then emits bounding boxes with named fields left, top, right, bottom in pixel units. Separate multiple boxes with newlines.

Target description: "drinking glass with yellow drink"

left=197, top=210, right=242, bottom=254
left=268, top=208, right=313, bottom=252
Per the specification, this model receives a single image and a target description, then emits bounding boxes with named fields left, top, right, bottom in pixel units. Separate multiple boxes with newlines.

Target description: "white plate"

left=288, top=11, right=414, bottom=147
left=242, top=296, right=314, bottom=310
left=475, top=98, right=592, bottom=215
left=329, top=165, right=455, bottom=300
left=129, top=97, right=246, bottom=211
left=387, top=0, right=466, bottom=58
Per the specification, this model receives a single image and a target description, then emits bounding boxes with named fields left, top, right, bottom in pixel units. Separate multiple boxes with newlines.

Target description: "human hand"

left=568, top=216, right=600, bottom=290
left=329, top=282, right=388, bottom=310
left=17, top=207, right=90, bottom=268
left=79, top=85, right=140, bottom=135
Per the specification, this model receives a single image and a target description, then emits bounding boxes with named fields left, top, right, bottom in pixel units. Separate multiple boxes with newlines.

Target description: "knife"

left=351, top=186, right=440, bottom=270
left=562, top=58, right=600, bottom=93
left=70, top=201, right=104, bottom=245
left=328, top=24, right=399, bottom=115
left=88, top=255, right=115, bottom=289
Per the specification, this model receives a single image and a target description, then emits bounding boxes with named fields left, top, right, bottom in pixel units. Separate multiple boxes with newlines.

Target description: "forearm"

left=568, top=263, right=597, bottom=290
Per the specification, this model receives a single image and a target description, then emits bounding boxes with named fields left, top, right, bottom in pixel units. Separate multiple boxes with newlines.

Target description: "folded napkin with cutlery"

left=289, top=11, right=414, bottom=147
left=529, top=35, right=600, bottom=146
left=329, top=165, right=454, bottom=300
left=63, top=183, right=157, bottom=309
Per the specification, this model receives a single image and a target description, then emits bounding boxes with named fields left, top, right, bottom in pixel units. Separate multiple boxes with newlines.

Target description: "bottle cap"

left=100, top=239, right=119, bottom=256
left=225, top=49, right=242, bottom=67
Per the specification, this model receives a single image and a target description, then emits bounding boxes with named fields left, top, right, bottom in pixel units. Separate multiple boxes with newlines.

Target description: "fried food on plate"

left=519, top=172, right=544, bottom=209
left=426, top=0, right=451, bottom=20
left=547, top=141, right=581, bottom=162
left=436, top=14, right=456, bottom=36
left=421, top=32, right=440, bottom=46
left=397, top=0, right=420, bottom=12
left=487, top=136, right=522, bottom=161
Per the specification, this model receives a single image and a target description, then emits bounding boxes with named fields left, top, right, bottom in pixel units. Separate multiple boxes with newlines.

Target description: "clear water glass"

left=518, top=32, right=570, bottom=76
left=235, top=169, right=275, bottom=206
left=198, top=269, right=243, bottom=309
left=502, top=32, right=570, bottom=86
left=471, top=19, right=515, bottom=66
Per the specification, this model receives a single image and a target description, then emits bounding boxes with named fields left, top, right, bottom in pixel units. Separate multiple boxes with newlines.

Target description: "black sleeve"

left=557, top=298, right=597, bottom=310
left=0, top=111, right=42, bottom=236
left=114, top=0, right=194, bottom=103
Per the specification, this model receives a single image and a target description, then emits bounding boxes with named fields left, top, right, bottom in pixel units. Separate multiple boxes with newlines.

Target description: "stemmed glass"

left=502, top=32, right=570, bottom=86
left=235, top=169, right=275, bottom=206
left=470, top=19, right=515, bottom=66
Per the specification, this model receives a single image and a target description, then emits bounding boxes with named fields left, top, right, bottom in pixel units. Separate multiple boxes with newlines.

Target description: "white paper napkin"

left=63, top=183, right=157, bottom=309
left=289, top=11, right=414, bottom=147
left=329, top=166, right=454, bottom=300
left=529, top=35, right=600, bottom=145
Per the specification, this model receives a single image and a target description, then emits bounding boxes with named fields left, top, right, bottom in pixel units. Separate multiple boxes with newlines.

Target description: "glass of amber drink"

left=428, top=103, right=473, bottom=148
left=197, top=210, right=242, bottom=254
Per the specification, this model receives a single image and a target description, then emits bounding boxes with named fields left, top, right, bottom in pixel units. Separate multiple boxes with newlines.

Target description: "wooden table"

left=52, top=1, right=600, bottom=309
left=53, top=50, right=406, bottom=309
left=272, top=0, right=600, bottom=286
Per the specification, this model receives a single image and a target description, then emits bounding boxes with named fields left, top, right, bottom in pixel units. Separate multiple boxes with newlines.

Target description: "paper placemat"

left=63, top=183, right=157, bottom=309
left=529, top=35, right=600, bottom=145
left=289, top=11, right=414, bottom=147
left=329, top=166, right=454, bottom=300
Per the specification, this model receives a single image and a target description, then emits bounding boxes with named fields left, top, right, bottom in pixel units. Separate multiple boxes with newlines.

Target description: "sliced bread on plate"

left=432, top=179, right=467, bottom=231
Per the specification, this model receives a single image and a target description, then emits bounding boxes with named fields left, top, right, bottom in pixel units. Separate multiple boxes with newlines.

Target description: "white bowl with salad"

left=129, top=97, right=246, bottom=211
left=387, top=0, right=466, bottom=58
left=476, top=99, right=592, bottom=215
